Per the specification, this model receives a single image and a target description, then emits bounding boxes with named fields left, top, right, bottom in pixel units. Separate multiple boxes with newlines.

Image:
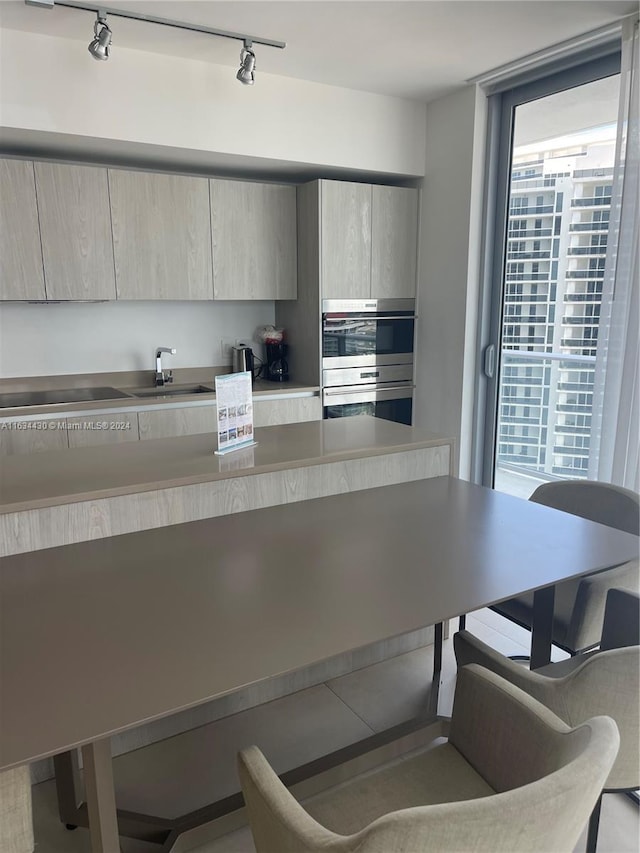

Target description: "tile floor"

left=32, top=609, right=639, bottom=853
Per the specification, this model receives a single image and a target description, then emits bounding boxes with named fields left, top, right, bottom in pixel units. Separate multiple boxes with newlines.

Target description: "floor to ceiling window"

left=476, top=31, right=638, bottom=498
left=495, top=76, right=620, bottom=498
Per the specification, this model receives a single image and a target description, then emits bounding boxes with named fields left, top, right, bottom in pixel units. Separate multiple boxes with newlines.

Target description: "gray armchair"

left=238, top=664, right=619, bottom=853
left=455, top=588, right=640, bottom=853
left=492, top=480, right=639, bottom=654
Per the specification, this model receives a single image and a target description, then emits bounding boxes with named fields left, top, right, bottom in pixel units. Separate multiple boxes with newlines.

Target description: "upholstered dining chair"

left=455, top=588, right=640, bottom=853
left=490, top=479, right=639, bottom=655
left=238, top=664, right=619, bottom=853
left=0, top=766, right=33, bottom=853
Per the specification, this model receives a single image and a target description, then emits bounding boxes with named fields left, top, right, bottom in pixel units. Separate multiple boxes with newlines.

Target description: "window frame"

left=471, top=48, right=622, bottom=487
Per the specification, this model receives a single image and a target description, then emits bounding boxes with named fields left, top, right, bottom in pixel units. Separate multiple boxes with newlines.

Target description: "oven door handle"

left=324, top=315, right=415, bottom=323
left=324, top=383, right=414, bottom=398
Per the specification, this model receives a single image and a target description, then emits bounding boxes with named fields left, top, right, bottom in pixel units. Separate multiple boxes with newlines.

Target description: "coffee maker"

left=264, top=342, right=289, bottom=382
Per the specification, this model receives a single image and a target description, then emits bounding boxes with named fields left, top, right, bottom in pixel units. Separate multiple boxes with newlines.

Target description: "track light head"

left=88, top=13, right=111, bottom=61
left=236, top=42, right=256, bottom=85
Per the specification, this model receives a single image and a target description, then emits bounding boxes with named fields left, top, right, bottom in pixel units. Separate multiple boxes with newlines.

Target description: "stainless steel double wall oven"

left=322, top=298, right=416, bottom=425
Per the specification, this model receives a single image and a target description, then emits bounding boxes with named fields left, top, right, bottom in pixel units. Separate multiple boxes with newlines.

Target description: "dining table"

left=1, top=475, right=637, bottom=852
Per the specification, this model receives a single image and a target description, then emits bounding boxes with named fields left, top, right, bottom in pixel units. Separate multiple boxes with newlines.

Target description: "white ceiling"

left=0, top=1, right=635, bottom=102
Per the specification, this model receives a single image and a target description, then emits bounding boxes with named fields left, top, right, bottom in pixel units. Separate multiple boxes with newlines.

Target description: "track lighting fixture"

left=236, top=41, right=256, bottom=86
left=87, top=12, right=111, bottom=60
left=26, top=0, right=285, bottom=84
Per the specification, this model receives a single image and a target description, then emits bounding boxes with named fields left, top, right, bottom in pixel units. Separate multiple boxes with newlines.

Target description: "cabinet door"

left=109, top=169, right=213, bottom=300
left=210, top=180, right=297, bottom=300
left=138, top=406, right=217, bottom=440
left=253, top=397, right=321, bottom=427
left=66, top=413, right=139, bottom=447
left=0, top=422, right=68, bottom=456
left=0, top=159, right=46, bottom=300
left=35, top=162, right=116, bottom=300
left=371, top=186, right=418, bottom=299
left=321, top=181, right=371, bottom=299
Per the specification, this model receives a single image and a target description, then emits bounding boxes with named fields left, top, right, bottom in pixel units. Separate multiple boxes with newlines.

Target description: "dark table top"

left=1, top=475, right=637, bottom=770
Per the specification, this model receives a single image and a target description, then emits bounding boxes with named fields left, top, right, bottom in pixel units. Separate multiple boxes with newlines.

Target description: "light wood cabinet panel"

left=253, top=397, right=321, bottom=427
left=0, top=159, right=46, bottom=300
left=35, top=163, right=116, bottom=300
left=138, top=406, right=217, bottom=440
left=66, top=413, right=139, bottom=448
left=0, top=444, right=450, bottom=556
left=0, top=422, right=68, bottom=456
left=210, top=180, right=297, bottom=300
left=371, top=186, right=419, bottom=299
left=109, top=169, right=213, bottom=300
left=320, top=181, right=371, bottom=299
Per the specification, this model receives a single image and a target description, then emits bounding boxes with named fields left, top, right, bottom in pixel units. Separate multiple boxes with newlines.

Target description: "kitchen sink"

left=0, top=387, right=135, bottom=408
left=130, top=385, right=215, bottom=398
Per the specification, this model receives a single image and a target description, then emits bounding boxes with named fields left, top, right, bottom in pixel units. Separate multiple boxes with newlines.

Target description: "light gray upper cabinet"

left=210, top=179, right=296, bottom=300
left=320, top=180, right=371, bottom=299
left=0, top=159, right=46, bottom=300
left=371, top=186, right=419, bottom=299
left=109, top=169, right=213, bottom=300
left=318, top=181, right=418, bottom=300
left=35, top=162, right=117, bottom=300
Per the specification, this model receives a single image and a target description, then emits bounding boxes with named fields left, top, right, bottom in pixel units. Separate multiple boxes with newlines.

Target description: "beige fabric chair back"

left=238, top=665, right=619, bottom=853
left=0, top=767, right=33, bottom=853
left=600, top=587, right=640, bottom=650
left=455, top=591, right=640, bottom=790
left=530, top=480, right=639, bottom=535
left=492, top=480, right=639, bottom=653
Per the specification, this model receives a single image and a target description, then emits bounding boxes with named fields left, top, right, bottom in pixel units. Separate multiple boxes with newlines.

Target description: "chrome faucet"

left=155, top=347, right=176, bottom=386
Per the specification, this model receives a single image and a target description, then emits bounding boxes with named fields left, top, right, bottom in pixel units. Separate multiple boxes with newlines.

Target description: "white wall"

left=0, top=301, right=274, bottom=377
left=413, top=85, right=487, bottom=478
left=0, top=27, right=426, bottom=178
left=0, top=26, right=427, bottom=382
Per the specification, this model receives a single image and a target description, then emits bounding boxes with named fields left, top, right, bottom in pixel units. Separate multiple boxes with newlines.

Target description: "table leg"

left=531, top=585, right=555, bottom=670
left=54, top=749, right=84, bottom=828
left=433, top=622, right=443, bottom=676
left=81, top=739, right=121, bottom=853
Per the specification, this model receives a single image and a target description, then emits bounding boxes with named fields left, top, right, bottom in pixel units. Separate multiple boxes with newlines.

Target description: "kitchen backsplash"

left=0, top=300, right=275, bottom=378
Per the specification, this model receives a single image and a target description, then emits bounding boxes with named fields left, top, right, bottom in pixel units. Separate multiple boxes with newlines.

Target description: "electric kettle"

left=232, top=345, right=254, bottom=376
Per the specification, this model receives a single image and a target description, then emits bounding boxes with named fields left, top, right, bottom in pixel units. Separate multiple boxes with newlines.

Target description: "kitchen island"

left=1, top=415, right=453, bottom=846
left=0, top=416, right=453, bottom=557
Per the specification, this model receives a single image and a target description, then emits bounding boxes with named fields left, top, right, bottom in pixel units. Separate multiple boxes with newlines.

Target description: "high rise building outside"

left=496, top=126, right=615, bottom=485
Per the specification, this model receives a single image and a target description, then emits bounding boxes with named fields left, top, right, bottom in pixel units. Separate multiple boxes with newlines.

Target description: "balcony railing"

left=566, top=270, right=605, bottom=279
left=562, top=316, right=600, bottom=326
left=509, top=205, right=554, bottom=215
left=556, top=422, right=591, bottom=433
left=503, top=314, right=548, bottom=324
left=564, top=292, right=602, bottom=302
left=505, top=273, right=549, bottom=282
left=567, top=246, right=607, bottom=255
left=569, top=222, right=608, bottom=232
left=504, top=294, right=550, bottom=303
left=496, top=349, right=597, bottom=485
left=503, top=337, right=547, bottom=346
left=558, top=380, right=595, bottom=391
left=556, top=403, right=592, bottom=414
left=553, top=444, right=589, bottom=457
left=573, top=169, right=613, bottom=179
left=510, top=177, right=556, bottom=189
left=508, top=229, right=552, bottom=238
left=560, top=338, right=598, bottom=350
left=507, top=251, right=551, bottom=260
left=571, top=197, right=611, bottom=207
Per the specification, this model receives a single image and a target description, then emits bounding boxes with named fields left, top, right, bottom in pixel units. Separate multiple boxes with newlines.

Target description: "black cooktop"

left=0, top=387, right=132, bottom=408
